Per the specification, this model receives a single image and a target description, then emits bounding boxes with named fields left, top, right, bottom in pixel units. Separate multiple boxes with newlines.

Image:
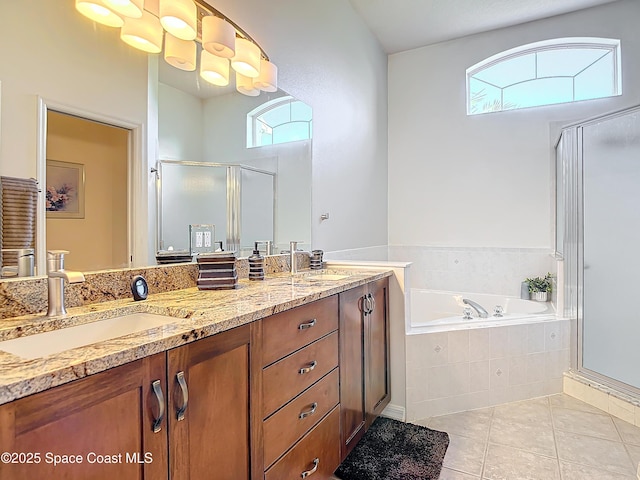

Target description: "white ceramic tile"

left=526, top=352, right=546, bottom=384
left=550, top=392, right=608, bottom=415
left=437, top=467, right=480, bottom=479
left=489, top=415, right=556, bottom=457
left=527, top=323, right=546, bottom=353
left=408, top=332, right=449, bottom=367
left=428, top=408, right=493, bottom=440
left=483, top=443, right=560, bottom=480
left=448, top=330, right=470, bottom=364
left=428, top=363, right=470, bottom=399
left=582, top=386, right=610, bottom=412
left=442, top=433, right=486, bottom=477
left=543, top=377, right=564, bottom=395
left=490, top=328, right=508, bottom=359
left=555, top=430, right=636, bottom=476
left=469, top=360, right=490, bottom=393
left=545, top=349, right=569, bottom=379
left=490, top=358, right=509, bottom=390
left=613, top=417, right=640, bottom=446
left=559, top=461, right=638, bottom=480
left=544, top=322, right=563, bottom=351
left=507, top=324, right=528, bottom=356
left=508, top=355, right=528, bottom=387
left=552, top=406, right=621, bottom=441
left=469, top=329, right=491, bottom=361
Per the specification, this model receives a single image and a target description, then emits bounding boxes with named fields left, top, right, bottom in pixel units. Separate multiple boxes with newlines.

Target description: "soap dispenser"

left=248, top=242, right=265, bottom=281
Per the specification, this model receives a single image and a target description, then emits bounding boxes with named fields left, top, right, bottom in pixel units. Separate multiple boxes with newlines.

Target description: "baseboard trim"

left=381, top=403, right=405, bottom=422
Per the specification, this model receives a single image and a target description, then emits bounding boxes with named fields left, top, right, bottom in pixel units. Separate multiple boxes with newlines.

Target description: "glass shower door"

left=581, top=108, right=640, bottom=390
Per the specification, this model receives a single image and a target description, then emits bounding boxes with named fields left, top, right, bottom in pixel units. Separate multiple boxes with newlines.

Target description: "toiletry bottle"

left=521, top=281, right=530, bottom=300
left=248, top=242, right=265, bottom=280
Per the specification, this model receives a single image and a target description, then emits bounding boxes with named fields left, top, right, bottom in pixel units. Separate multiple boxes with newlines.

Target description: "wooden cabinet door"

left=365, top=277, right=391, bottom=428
left=167, top=324, right=252, bottom=480
left=338, top=285, right=366, bottom=460
left=0, top=353, right=168, bottom=480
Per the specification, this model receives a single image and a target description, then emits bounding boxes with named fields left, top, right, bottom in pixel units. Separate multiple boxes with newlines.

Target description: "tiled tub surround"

left=406, top=318, right=572, bottom=421
left=0, top=266, right=390, bottom=405
left=0, top=252, right=309, bottom=319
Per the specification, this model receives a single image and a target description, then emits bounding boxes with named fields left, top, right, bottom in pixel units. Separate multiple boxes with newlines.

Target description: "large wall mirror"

left=0, top=1, right=312, bottom=278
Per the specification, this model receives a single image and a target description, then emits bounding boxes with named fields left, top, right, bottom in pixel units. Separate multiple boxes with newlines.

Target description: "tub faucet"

left=289, top=241, right=298, bottom=274
left=47, top=250, right=85, bottom=317
left=462, top=298, right=489, bottom=318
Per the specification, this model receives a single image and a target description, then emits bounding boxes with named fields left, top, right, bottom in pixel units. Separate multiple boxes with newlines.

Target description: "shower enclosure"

left=156, top=160, right=275, bottom=256
left=557, top=105, right=640, bottom=395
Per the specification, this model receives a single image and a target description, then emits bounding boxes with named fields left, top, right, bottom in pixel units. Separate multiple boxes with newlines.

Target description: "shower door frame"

left=561, top=104, right=640, bottom=397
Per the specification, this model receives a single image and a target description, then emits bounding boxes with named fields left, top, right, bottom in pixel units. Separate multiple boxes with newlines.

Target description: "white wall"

left=388, top=0, right=640, bottom=251
left=206, top=0, right=389, bottom=252
left=158, top=84, right=203, bottom=162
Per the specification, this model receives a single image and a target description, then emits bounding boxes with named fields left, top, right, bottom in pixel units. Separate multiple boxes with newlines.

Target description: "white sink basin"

left=0, top=313, right=178, bottom=360
left=302, top=274, right=349, bottom=282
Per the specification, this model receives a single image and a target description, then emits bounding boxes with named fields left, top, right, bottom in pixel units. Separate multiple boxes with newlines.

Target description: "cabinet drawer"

left=263, top=332, right=339, bottom=418
left=262, top=296, right=338, bottom=366
left=264, top=406, right=340, bottom=480
left=263, top=368, right=339, bottom=468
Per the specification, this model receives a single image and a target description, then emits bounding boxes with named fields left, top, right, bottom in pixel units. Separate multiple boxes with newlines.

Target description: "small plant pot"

left=531, top=291, right=549, bottom=302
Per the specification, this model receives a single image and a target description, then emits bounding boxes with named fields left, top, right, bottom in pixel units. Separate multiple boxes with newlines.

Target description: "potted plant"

left=526, top=273, right=553, bottom=302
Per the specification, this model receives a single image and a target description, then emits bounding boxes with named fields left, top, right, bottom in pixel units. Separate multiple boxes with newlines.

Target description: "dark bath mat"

left=335, top=417, right=449, bottom=480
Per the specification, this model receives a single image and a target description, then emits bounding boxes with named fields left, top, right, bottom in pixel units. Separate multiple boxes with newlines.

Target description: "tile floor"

left=413, top=393, right=640, bottom=479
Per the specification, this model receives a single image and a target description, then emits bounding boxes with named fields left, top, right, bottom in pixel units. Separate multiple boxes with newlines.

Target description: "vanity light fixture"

left=202, top=15, right=235, bottom=58
left=75, top=0, right=277, bottom=97
left=200, top=50, right=230, bottom=86
left=164, top=34, right=197, bottom=71
left=75, top=0, right=124, bottom=28
left=103, top=0, right=143, bottom=19
left=236, top=72, right=260, bottom=97
left=120, top=10, right=163, bottom=54
left=159, top=0, right=197, bottom=41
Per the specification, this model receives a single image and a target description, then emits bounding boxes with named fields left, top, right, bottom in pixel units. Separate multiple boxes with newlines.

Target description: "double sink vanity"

left=0, top=267, right=392, bottom=480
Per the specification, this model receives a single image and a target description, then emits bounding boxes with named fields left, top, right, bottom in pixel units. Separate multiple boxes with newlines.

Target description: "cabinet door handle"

left=363, top=294, right=373, bottom=315
left=175, top=371, right=189, bottom=421
left=369, top=293, right=376, bottom=313
left=301, top=458, right=319, bottom=478
left=299, top=360, right=317, bottom=374
left=151, top=380, right=165, bottom=433
left=298, top=319, right=317, bottom=330
left=298, top=402, right=318, bottom=419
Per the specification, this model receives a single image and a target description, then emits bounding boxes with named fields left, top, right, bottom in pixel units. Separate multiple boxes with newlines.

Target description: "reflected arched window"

left=247, top=96, right=312, bottom=148
left=466, top=37, right=621, bottom=115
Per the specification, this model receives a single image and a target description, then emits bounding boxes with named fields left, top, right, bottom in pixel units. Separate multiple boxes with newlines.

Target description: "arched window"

left=247, top=96, right=312, bottom=148
left=466, top=37, right=621, bottom=115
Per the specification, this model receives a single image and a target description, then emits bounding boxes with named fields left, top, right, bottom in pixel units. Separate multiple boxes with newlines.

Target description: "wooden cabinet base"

left=265, top=407, right=340, bottom=480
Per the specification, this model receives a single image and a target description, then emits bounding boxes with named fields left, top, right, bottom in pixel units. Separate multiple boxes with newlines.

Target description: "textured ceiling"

left=348, top=0, right=621, bottom=54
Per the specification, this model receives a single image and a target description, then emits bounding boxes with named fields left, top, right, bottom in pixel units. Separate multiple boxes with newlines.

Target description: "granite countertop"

left=0, top=268, right=392, bottom=405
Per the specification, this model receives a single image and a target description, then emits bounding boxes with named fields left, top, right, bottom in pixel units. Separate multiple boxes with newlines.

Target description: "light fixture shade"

left=121, top=10, right=163, bottom=54
left=75, top=0, right=124, bottom=27
left=254, top=59, right=278, bottom=92
left=160, top=0, right=197, bottom=41
left=164, top=34, right=196, bottom=71
left=103, top=0, right=143, bottom=18
left=236, top=72, right=260, bottom=97
left=231, top=38, right=261, bottom=78
left=202, top=16, right=236, bottom=59
left=200, top=51, right=229, bottom=86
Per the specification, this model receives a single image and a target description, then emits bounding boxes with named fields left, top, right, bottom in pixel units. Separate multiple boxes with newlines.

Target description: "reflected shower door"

left=581, top=109, right=640, bottom=389
left=240, top=168, right=275, bottom=252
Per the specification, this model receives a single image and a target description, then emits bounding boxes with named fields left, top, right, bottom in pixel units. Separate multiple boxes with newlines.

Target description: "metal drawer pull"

left=298, top=402, right=318, bottom=419
left=299, top=360, right=317, bottom=374
left=176, top=371, right=189, bottom=421
left=151, top=380, right=165, bottom=433
left=298, top=319, right=317, bottom=330
left=301, top=458, right=319, bottom=478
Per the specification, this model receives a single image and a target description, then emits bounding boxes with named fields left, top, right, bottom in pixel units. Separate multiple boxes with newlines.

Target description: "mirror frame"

left=35, top=97, right=147, bottom=276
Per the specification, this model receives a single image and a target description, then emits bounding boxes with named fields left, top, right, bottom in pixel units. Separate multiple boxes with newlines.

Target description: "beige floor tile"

left=555, top=430, right=636, bottom=476
left=442, top=433, right=486, bottom=477
left=492, top=397, right=551, bottom=425
left=553, top=406, right=621, bottom=441
left=613, top=417, right=640, bottom=446
left=427, top=408, right=494, bottom=441
left=548, top=393, right=609, bottom=415
left=482, top=443, right=560, bottom=480
left=625, top=443, right=640, bottom=468
left=438, top=467, right=481, bottom=479
left=559, top=461, right=637, bottom=480
left=488, top=416, right=556, bottom=457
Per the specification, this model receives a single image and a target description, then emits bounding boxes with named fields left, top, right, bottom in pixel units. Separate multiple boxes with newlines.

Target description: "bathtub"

left=405, top=289, right=569, bottom=420
left=409, top=289, right=556, bottom=333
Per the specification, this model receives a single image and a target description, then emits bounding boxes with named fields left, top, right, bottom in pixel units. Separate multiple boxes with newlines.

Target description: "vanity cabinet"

left=339, top=277, right=390, bottom=459
left=0, top=353, right=168, bottom=480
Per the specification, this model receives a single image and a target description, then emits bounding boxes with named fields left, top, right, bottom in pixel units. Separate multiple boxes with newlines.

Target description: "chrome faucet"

left=47, top=250, right=85, bottom=317
left=289, top=241, right=298, bottom=274
left=462, top=298, right=489, bottom=318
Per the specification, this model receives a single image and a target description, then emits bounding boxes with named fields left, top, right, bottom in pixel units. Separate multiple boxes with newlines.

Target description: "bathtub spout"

left=462, top=298, right=489, bottom=318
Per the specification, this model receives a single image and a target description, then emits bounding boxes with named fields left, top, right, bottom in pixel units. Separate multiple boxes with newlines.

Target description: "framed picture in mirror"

left=46, top=160, right=85, bottom=219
